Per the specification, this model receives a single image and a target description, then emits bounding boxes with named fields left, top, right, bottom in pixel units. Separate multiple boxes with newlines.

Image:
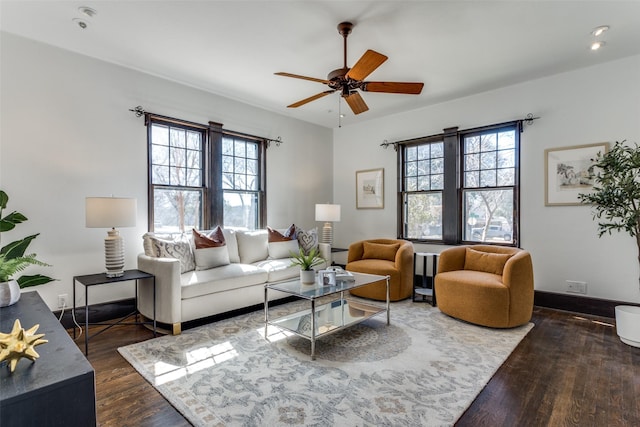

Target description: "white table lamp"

left=315, top=204, right=341, bottom=245
left=86, top=197, right=137, bottom=277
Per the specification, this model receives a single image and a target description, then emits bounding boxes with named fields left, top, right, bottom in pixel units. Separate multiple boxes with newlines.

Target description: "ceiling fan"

left=275, top=22, right=424, bottom=115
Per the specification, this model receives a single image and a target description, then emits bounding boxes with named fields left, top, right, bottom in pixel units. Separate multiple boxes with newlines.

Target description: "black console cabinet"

left=0, top=291, right=97, bottom=427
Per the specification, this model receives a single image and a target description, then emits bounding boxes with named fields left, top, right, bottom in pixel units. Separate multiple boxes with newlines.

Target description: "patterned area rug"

left=118, top=299, right=533, bottom=426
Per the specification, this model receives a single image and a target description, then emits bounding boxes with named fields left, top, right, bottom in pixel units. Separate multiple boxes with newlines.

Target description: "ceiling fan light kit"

left=276, top=21, right=424, bottom=116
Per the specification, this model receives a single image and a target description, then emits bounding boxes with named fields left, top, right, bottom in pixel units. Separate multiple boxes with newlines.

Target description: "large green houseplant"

left=0, top=190, right=54, bottom=306
left=578, top=141, right=640, bottom=347
left=578, top=141, right=640, bottom=284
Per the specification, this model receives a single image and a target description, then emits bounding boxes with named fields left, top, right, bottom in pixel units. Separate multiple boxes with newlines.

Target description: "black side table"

left=73, top=269, right=156, bottom=355
left=413, top=252, right=438, bottom=306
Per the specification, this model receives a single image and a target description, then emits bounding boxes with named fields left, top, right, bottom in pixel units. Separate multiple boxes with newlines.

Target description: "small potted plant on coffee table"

left=290, top=247, right=324, bottom=284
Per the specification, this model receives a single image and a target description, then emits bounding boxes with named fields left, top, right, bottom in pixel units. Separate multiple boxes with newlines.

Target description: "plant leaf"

left=17, top=274, right=56, bottom=288
left=0, top=191, right=7, bottom=210
left=0, top=234, right=39, bottom=259
left=0, top=211, right=28, bottom=232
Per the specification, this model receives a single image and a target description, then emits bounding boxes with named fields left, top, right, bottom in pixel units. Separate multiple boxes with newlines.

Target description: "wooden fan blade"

left=363, top=81, right=424, bottom=94
left=287, top=90, right=335, bottom=108
left=345, top=50, right=388, bottom=81
left=344, top=91, right=369, bottom=115
left=275, top=72, right=330, bottom=84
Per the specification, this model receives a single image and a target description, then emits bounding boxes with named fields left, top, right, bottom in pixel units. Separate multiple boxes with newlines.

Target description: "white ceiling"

left=2, top=1, right=640, bottom=129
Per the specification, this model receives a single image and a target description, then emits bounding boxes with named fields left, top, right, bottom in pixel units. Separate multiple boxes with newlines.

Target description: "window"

left=147, top=116, right=266, bottom=233
left=149, top=121, right=205, bottom=233
left=399, top=122, right=520, bottom=245
left=222, top=135, right=261, bottom=229
left=403, top=140, right=444, bottom=240
left=462, top=127, right=517, bottom=244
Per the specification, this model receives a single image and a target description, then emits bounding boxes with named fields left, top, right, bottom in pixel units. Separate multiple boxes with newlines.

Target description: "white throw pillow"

left=194, top=246, right=230, bottom=270
left=268, top=240, right=300, bottom=259
left=221, top=228, right=240, bottom=263
left=192, top=228, right=230, bottom=270
left=235, top=230, right=269, bottom=264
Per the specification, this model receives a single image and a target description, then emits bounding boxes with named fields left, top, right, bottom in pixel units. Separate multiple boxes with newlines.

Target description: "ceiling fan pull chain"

left=338, top=94, right=342, bottom=128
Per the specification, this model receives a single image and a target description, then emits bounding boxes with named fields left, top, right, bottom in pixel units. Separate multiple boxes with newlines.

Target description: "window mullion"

left=208, top=122, right=223, bottom=228
left=442, top=127, right=460, bottom=244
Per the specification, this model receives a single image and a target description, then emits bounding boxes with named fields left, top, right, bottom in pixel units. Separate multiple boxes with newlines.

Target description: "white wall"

left=333, top=54, right=640, bottom=303
left=1, top=33, right=332, bottom=310
left=4, top=30, right=639, bottom=309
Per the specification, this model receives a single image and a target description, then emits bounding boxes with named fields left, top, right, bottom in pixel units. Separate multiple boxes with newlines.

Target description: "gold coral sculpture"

left=0, top=319, right=48, bottom=373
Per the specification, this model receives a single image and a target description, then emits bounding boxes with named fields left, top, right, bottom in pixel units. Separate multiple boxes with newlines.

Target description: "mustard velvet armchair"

left=435, top=245, right=534, bottom=328
left=345, top=239, right=414, bottom=301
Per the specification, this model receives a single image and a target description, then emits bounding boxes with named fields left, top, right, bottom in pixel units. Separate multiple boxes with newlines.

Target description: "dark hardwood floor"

left=69, top=306, right=640, bottom=426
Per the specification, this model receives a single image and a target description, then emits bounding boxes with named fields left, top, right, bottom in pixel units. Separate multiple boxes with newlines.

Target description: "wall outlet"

left=57, top=294, right=68, bottom=308
left=566, top=280, right=587, bottom=294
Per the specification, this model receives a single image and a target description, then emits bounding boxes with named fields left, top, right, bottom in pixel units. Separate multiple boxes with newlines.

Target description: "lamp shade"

left=315, top=204, right=341, bottom=222
left=86, top=197, right=137, bottom=228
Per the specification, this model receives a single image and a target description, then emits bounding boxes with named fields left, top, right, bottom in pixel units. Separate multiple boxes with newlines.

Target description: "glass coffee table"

left=264, top=272, right=390, bottom=360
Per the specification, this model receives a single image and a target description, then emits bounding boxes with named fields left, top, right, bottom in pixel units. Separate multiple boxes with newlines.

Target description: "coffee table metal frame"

left=264, top=272, right=390, bottom=360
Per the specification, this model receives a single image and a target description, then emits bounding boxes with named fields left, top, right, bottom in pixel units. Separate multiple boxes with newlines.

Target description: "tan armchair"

left=435, top=245, right=534, bottom=328
left=345, top=239, right=414, bottom=301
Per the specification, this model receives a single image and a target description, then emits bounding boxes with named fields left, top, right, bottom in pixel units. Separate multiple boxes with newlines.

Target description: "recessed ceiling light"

left=590, top=41, right=606, bottom=51
left=78, top=6, right=97, bottom=18
left=591, top=25, right=609, bottom=37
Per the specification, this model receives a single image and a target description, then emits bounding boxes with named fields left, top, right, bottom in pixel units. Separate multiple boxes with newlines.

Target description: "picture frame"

left=544, top=142, right=609, bottom=206
left=356, top=168, right=384, bottom=209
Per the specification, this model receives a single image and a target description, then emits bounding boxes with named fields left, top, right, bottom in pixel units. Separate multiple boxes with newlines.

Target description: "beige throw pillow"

left=362, top=242, right=400, bottom=261
left=463, top=248, right=511, bottom=275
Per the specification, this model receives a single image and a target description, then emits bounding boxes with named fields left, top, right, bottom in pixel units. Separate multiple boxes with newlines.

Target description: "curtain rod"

left=128, top=106, right=283, bottom=147
left=380, top=113, right=540, bottom=150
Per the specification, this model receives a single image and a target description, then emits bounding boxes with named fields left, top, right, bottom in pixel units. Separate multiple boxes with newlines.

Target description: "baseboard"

left=56, top=299, right=136, bottom=330
left=55, top=291, right=632, bottom=330
left=534, top=290, right=639, bottom=319
left=55, top=295, right=300, bottom=331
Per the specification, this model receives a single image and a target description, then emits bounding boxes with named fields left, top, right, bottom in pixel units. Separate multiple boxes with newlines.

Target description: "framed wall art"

left=356, top=168, right=384, bottom=209
left=544, top=142, right=609, bottom=206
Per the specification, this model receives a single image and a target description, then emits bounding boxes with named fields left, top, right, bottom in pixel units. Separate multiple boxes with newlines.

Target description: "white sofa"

left=137, top=227, right=328, bottom=334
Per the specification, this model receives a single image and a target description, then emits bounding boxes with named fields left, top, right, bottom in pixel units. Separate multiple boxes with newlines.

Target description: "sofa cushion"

left=296, top=226, right=318, bottom=255
left=268, top=240, right=300, bottom=259
left=180, top=263, right=268, bottom=299
left=362, top=241, right=400, bottom=262
left=347, top=258, right=398, bottom=275
left=464, top=248, right=512, bottom=275
left=236, top=230, right=269, bottom=264
left=254, top=259, right=300, bottom=282
left=147, top=234, right=195, bottom=273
